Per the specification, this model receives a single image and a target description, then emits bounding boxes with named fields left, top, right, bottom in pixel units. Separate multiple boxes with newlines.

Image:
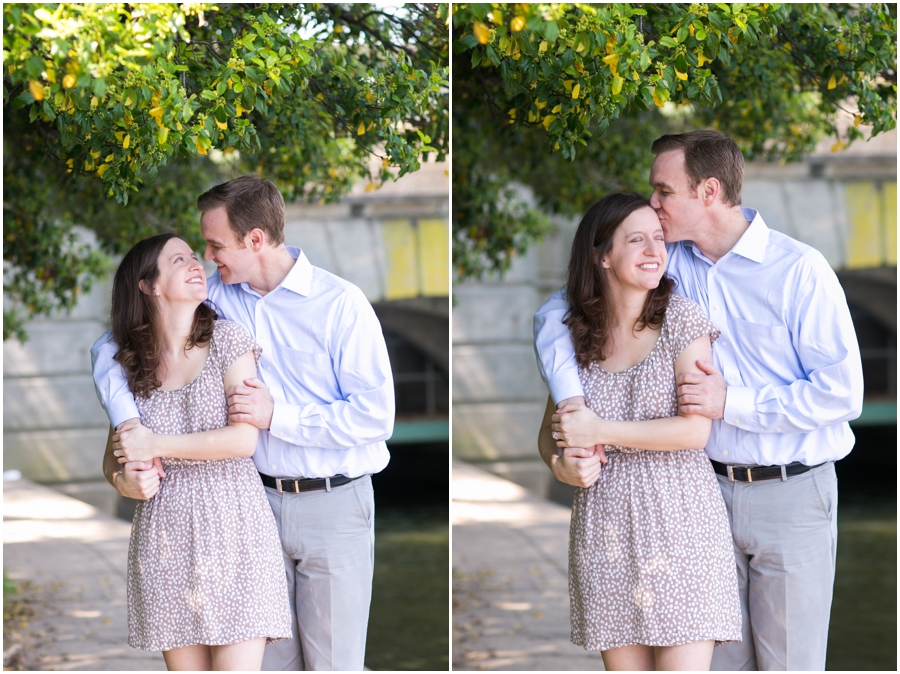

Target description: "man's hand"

left=556, top=395, right=586, bottom=410
left=551, top=446, right=603, bottom=488
left=552, top=400, right=608, bottom=464
left=113, top=419, right=158, bottom=463
left=112, top=459, right=165, bottom=500
left=227, top=377, right=274, bottom=430
left=677, top=360, right=727, bottom=419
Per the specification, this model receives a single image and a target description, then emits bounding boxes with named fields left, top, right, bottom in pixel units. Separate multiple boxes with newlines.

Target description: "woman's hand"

left=551, top=447, right=604, bottom=489
left=551, top=404, right=604, bottom=449
left=113, top=420, right=158, bottom=463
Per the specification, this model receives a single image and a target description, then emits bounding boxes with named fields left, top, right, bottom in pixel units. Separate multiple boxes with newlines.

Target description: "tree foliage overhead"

left=3, top=3, right=449, bottom=341
left=452, top=3, right=897, bottom=281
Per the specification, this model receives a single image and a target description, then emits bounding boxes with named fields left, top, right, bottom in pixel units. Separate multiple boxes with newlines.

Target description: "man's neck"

left=247, top=246, right=297, bottom=296
left=692, top=207, right=751, bottom=263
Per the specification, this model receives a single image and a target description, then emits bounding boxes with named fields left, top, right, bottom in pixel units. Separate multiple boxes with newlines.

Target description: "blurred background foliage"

left=452, top=2, right=897, bottom=280
left=3, top=3, right=449, bottom=341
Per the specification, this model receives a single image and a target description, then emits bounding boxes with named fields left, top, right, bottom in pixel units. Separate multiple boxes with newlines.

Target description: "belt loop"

left=325, top=477, right=332, bottom=492
left=781, top=465, right=788, bottom=481
left=746, top=468, right=753, bottom=483
left=727, top=465, right=735, bottom=482
left=276, top=477, right=284, bottom=493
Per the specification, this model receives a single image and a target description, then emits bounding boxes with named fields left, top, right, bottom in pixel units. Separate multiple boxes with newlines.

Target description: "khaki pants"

left=711, top=462, right=838, bottom=671
left=261, top=476, right=375, bottom=671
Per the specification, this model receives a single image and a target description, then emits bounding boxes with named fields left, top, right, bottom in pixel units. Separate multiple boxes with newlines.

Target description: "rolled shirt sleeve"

left=533, top=290, right=585, bottom=404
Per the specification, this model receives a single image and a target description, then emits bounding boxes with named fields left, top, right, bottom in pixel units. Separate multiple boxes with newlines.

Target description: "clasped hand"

left=551, top=402, right=605, bottom=450
left=113, top=419, right=158, bottom=463
left=227, top=377, right=274, bottom=429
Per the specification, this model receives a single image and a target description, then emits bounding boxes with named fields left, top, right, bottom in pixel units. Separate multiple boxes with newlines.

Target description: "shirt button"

left=776, top=428, right=782, bottom=432
left=733, top=419, right=739, bottom=425
left=271, top=464, right=277, bottom=470
left=723, top=450, right=729, bottom=456
left=711, top=268, right=718, bottom=275
left=721, top=340, right=727, bottom=346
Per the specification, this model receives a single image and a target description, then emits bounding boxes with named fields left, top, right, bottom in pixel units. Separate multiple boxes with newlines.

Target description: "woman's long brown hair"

left=564, top=193, right=673, bottom=368
left=111, top=233, right=217, bottom=398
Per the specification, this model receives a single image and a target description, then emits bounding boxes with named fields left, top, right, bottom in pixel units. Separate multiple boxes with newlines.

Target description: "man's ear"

left=700, top=177, right=721, bottom=206
left=247, top=228, right=266, bottom=252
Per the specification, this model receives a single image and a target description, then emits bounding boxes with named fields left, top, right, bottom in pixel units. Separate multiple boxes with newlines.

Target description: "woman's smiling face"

left=148, top=237, right=207, bottom=305
left=600, top=206, right=667, bottom=293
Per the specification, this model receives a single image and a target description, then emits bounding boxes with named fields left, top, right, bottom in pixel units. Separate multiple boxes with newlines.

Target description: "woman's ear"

left=595, top=249, right=611, bottom=269
left=138, top=279, right=157, bottom=296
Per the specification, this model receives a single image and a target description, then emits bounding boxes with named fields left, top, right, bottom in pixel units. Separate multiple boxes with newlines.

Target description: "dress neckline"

left=592, top=315, right=667, bottom=375
left=155, top=340, right=214, bottom=394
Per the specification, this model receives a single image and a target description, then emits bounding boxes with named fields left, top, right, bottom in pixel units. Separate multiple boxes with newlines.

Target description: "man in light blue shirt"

left=93, top=175, right=394, bottom=670
left=534, top=131, right=863, bottom=670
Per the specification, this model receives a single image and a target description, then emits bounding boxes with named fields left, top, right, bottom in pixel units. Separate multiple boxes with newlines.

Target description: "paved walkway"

left=3, top=478, right=165, bottom=671
left=452, top=460, right=604, bottom=671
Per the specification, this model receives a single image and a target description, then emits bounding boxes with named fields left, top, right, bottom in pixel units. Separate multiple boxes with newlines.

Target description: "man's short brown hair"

left=196, top=175, right=286, bottom=245
left=651, top=130, right=744, bottom=206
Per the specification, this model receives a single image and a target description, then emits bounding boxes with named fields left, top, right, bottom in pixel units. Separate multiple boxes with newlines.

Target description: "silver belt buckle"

left=275, top=478, right=299, bottom=493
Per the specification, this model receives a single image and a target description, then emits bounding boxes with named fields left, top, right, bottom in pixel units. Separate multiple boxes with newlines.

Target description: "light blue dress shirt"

left=91, top=247, right=394, bottom=479
left=533, top=208, right=864, bottom=466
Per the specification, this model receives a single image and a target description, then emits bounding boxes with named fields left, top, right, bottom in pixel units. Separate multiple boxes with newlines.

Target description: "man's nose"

left=203, top=245, right=214, bottom=261
left=649, top=191, right=661, bottom=208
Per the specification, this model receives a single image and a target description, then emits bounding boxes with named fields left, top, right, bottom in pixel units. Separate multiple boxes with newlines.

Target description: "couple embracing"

left=534, top=131, right=863, bottom=670
left=91, top=176, right=393, bottom=671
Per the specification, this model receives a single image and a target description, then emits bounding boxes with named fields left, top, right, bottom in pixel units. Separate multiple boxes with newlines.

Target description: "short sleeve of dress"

left=212, top=320, right=262, bottom=374
left=667, top=294, right=721, bottom=356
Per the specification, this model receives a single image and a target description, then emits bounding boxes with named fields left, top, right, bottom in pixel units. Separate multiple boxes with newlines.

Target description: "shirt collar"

left=730, top=207, right=769, bottom=263
left=239, top=246, right=312, bottom=297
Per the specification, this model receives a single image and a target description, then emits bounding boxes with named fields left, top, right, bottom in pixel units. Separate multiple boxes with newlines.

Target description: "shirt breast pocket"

left=273, top=343, right=338, bottom=404
left=731, top=316, right=789, bottom=384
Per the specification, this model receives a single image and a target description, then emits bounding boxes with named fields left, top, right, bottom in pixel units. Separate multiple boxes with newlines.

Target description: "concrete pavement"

left=452, top=459, right=604, bottom=671
left=3, top=478, right=165, bottom=671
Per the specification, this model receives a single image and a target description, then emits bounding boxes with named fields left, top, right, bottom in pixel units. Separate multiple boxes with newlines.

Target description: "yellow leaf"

left=572, top=83, right=580, bottom=99
left=539, top=40, right=548, bottom=53
left=831, top=140, right=844, bottom=153
left=357, top=121, right=366, bottom=135
left=97, top=164, right=110, bottom=177
left=66, top=158, right=74, bottom=168
left=602, top=53, right=619, bottom=74
left=551, top=104, right=562, bottom=113
left=473, top=21, right=490, bottom=45
left=317, top=93, right=324, bottom=101
left=29, top=80, right=44, bottom=101
left=236, top=104, right=245, bottom=117
left=45, top=69, right=56, bottom=84
left=216, top=118, right=227, bottom=130
left=542, top=114, right=556, bottom=130
left=689, top=24, right=695, bottom=36
left=365, top=181, right=378, bottom=193
left=90, top=150, right=101, bottom=159
left=105, top=154, right=114, bottom=162
left=563, top=80, right=574, bottom=92
left=124, top=96, right=133, bottom=107
left=149, top=106, right=164, bottom=126
left=62, top=73, right=76, bottom=89
left=652, top=88, right=666, bottom=107
left=365, top=92, right=375, bottom=101
left=91, top=96, right=99, bottom=108
left=508, top=108, right=516, bottom=118
left=176, top=121, right=183, bottom=131
left=612, top=76, right=624, bottom=95
left=123, top=134, right=131, bottom=149
left=195, top=138, right=207, bottom=155
left=158, top=127, right=169, bottom=144
left=115, top=131, right=124, bottom=142
left=827, top=74, right=836, bottom=90
left=535, top=100, right=547, bottom=110
left=510, top=16, right=525, bottom=32
left=854, top=115, right=862, bottom=126
left=675, top=68, right=688, bottom=81
left=227, top=78, right=233, bottom=90
left=697, top=52, right=710, bottom=67
left=382, top=157, right=389, bottom=169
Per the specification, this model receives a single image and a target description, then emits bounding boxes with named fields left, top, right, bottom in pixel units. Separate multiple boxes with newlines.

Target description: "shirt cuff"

left=547, top=372, right=585, bottom=407
left=723, top=386, right=755, bottom=431
left=269, top=401, right=301, bottom=445
left=108, top=398, right=141, bottom=430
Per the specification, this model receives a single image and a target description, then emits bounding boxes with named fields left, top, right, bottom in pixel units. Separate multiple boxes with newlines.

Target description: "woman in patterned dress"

left=101, top=233, right=291, bottom=670
left=538, top=194, right=741, bottom=671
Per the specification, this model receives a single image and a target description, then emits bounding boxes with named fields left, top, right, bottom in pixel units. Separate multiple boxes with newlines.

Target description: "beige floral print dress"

left=127, top=319, right=292, bottom=651
left=569, top=294, right=741, bottom=651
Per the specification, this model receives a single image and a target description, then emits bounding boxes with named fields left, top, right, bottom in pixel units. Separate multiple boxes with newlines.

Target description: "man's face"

left=649, top=150, right=703, bottom=243
left=200, top=206, right=252, bottom=285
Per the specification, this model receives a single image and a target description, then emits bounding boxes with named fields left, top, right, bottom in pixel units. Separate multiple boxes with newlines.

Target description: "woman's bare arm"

left=552, top=335, right=714, bottom=451
left=114, top=351, right=260, bottom=463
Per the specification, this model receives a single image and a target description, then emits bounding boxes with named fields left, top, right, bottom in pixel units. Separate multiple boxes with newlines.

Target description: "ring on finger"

left=552, top=431, right=560, bottom=440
